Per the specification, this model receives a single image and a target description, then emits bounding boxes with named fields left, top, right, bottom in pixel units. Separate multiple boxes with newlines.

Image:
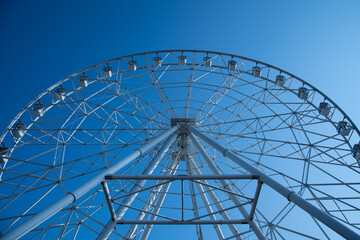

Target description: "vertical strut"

left=140, top=158, right=181, bottom=240
left=189, top=126, right=360, bottom=240
left=185, top=154, right=204, bottom=240
left=124, top=154, right=181, bottom=239
left=188, top=158, right=243, bottom=240
left=101, top=181, right=116, bottom=220
left=186, top=152, right=223, bottom=240
left=181, top=179, right=184, bottom=221
left=189, top=133, right=267, bottom=240
left=249, top=180, right=263, bottom=221
left=1, top=126, right=179, bottom=240
left=97, top=132, right=178, bottom=239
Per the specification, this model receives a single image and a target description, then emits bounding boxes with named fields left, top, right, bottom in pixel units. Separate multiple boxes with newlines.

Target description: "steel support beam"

left=192, top=179, right=252, bottom=200
left=97, top=132, right=178, bottom=240
left=190, top=133, right=267, bottom=240
left=111, top=180, right=172, bottom=202
left=140, top=158, right=181, bottom=240
left=105, top=174, right=258, bottom=180
left=185, top=156, right=203, bottom=240
left=185, top=155, right=222, bottom=240
left=118, top=220, right=247, bottom=225
left=125, top=156, right=180, bottom=240
left=188, top=158, right=243, bottom=240
left=189, top=126, right=360, bottom=240
left=101, top=181, right=116, bottom=220
left=1, top=126, right=179, bottom=240
left=249, top=180, right=263, bottom=221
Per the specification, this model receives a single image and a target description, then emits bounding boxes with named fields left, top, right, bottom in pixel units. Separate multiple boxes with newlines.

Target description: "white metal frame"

left=1, top=50, right=360, bottom=239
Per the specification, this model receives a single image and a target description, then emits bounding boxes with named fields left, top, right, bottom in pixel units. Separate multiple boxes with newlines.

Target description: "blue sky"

left=1, top=0, right=360, bottom=133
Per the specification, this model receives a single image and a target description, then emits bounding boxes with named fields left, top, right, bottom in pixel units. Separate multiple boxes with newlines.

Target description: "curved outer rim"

left=1, top=49, right=359, bottom=142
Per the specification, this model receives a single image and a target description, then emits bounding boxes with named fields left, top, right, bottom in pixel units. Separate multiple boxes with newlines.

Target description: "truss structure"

left=0, top=50, right=360, bottom=239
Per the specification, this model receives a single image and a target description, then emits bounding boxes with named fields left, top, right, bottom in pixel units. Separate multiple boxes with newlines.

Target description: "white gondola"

left=298, top=87, right=309, bottom=100
left=352, top=144, right=360, bottom=161
left=153, top=56, right=162, bottom=67
left=203, top=56, right=212, bottom=67
left=318, top=102, right=330, bottom=116
left=252, top=66, right=261, bottom=77
left=104, top=66, right=113, bottom=77
left=228, top=60, right=236, bottom=71
left=128, top=61, right=137, bottom=71
left=275, top=75, right=286, bottom=87
left=55, top=88, right=66, bottom=101
left=0, top=146, right=9, bottom=164
left=33, top=103, right=45, bottom=118
left=12, top=122, right=26, bottom=138
left=336, top=121, right=352, bottom=137
left=178, top=55, right=187, bottom=66
left=80, top=76, right=89, bottom=88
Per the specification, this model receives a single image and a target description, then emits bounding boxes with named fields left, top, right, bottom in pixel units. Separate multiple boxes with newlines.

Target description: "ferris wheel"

left=0, top=50, right=359, bottom=240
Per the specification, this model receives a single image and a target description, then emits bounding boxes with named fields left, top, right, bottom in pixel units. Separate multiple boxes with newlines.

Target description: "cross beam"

left=117, top=220, right=248, bottom=225
left=105, top=174, right=259, bottom=180
left=189, top=126, right=360, bottom=240
left=1, top=126, right=180, bottom=240
left=101, top=174, right=258, bottom=237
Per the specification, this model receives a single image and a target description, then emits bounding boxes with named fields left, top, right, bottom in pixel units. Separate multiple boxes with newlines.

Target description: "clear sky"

left=1, top=1, right=360, bottom=239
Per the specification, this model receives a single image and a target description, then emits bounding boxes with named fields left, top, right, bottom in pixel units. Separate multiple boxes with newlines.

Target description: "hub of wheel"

left=171, top=118, right=195, bottom=161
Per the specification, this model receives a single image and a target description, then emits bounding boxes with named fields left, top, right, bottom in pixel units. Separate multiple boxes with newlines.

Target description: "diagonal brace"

left=189, top=126, right=360, bottom=240
left=1, top=125, right=179, bottom=240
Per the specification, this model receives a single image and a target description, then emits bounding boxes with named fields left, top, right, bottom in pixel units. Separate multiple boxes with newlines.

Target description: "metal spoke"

left=1, top=50, right=359, bottom=240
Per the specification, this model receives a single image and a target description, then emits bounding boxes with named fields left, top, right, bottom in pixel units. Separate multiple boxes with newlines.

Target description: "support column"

left=189, top=126, right=360, bottom=240
left=124, top=158, right=180, bottom=239
left=1, top=126, right=179, bottom=240
left=188, top=158, right=243, bottom=240
left=190, top=133, right=267, bottom=240
left=185, top=153, right=207, bottom=240
left=97, top=132, right=178, bottom=239
left=140, top=158, right=181, bottom=240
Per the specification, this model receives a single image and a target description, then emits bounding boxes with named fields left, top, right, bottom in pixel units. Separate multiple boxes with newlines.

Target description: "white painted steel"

left=97, top=133, right=178, bottom=239
left=188, top=158, right=244, bottom=240
left=140, top=159, right=181, bottom=240
left=189, top=126, right=360, bottom=240
left=1, top=50, right=360, bottom=239
left=124, top=157, right=180, bottom=240
left=190, top=133, right=267, bottom=240
left=1, top=126, right=178, bottom=240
